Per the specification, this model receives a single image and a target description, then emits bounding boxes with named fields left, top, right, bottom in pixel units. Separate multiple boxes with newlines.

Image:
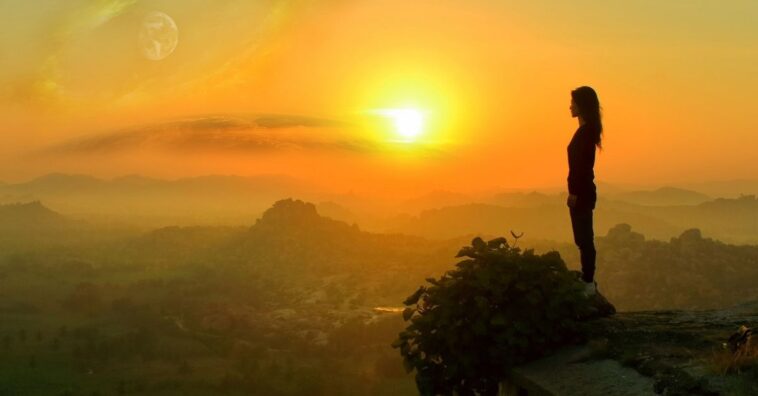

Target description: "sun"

left=371, top=108, right=426, bottom=142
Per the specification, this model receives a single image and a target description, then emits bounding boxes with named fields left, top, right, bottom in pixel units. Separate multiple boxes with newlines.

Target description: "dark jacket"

left=567, top=124, right=597, bottom=210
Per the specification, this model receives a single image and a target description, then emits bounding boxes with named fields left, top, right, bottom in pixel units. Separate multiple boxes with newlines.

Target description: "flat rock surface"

left=509, top=299, right=758, bottom=395
left=589, top=299, right=758, bottom=395
left=511, top=344, right=657, bottom=396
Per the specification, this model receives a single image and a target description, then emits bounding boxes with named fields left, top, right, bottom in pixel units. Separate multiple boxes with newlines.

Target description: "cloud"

left=2, top=0, right=139, bottom=106
left=39, top=113, right=387, bottom=155
left=253, top=114, right=350, bottom=129
left=2, top=1, right=299, bottom=110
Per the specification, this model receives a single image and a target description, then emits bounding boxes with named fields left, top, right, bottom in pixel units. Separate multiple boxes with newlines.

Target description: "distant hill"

left=112, top=197, right=758, bottom=313
left=598, top=223, right=758, bottom=311
left=315, top=201, right=360, bottom=225
left=0, top=173, right=325, bottom=227
left=251, top=198, right=360, bottom=236
left=4, top=173, right=758, bottom=244
left=384, top=201, right=680, bottom=242
left=678, top=178, right=758, bottom=198
left=398, top=190, right=476, bottom=214
left=618, top=194, right=758, bottom=244
left=482, top=183, right=715, bottom=208
left=120, top=198, right=465, bottom=305
left=14, top=173, right=105, bottom=193
left=0, top=201, right=72, bottom=231
left=382, top=194, right=758, bottom=244
left=487, top=191, right=557, bottom=207
left=0, top=201, right=96, bottom=251
left=236, top=199, right=458, bottom=277
left=611, top=186, right=711, bottom=206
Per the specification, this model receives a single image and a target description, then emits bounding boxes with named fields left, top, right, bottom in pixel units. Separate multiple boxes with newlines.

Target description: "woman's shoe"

left=582, top=280, right=598, bottom=297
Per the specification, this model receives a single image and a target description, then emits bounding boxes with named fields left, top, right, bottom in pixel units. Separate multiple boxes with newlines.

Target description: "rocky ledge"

left=504, top=298, right=758, bottom=395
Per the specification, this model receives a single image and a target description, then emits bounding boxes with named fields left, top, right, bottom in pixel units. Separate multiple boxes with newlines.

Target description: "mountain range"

left=3, top=173, right=758, bottom=243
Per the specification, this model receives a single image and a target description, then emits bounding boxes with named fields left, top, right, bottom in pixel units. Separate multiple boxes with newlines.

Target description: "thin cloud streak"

left=37, top=113, right=447, bottom=157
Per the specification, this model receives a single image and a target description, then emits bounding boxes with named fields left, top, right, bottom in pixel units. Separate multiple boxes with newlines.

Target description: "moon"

left=139, top=11, right=178, bottom=61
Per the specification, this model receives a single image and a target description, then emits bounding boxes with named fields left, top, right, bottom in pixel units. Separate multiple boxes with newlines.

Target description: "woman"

left=567, top=86, right=603, bottom=296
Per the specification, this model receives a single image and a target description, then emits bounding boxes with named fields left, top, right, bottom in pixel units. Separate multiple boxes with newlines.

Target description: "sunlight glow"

left=372, top=108, right=426, bottom=142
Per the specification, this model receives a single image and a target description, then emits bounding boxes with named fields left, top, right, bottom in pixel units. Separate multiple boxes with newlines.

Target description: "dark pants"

left=569, top=205, right=596, bottom=283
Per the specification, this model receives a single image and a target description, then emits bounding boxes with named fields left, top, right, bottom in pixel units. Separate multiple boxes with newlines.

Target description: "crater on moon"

left=139, top=11, right=178, bottom=61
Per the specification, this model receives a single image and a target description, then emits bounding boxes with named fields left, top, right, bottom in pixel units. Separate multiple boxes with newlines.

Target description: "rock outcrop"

left=505, top=299, right=758, bottom=395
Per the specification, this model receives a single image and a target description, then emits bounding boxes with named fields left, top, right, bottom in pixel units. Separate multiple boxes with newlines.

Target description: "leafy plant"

left=393, top=236, right=595, bottom=395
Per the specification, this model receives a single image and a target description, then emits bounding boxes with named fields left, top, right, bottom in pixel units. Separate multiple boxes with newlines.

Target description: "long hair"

left=571, top=86, right=603, bottom=150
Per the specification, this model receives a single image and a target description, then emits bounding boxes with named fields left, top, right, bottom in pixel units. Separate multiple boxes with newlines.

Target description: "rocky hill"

left=0, top=201, right=70, bottom=229
left=0, top=201, right=90, bottom=250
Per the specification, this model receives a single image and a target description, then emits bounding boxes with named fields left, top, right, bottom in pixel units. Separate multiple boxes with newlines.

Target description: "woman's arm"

left=568, top=132, right=596, bottom=196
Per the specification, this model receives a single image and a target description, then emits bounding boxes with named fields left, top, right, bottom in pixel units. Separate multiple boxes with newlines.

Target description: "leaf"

left=425, top=277, right=440, bottom=286
left=455, top=246, right=474, bottom=258
left=472, top=237, right=486, bottom=250
left=474, top=295, right=489, bottom=309
left=403, top=358, right=414, bottom=373
left=403, top=307, right=416, bottom=321
left=403, top=286, right=426, bottom=306
left=391, top=338, right=404, bottom=348
left=487, top=237, right=507, bottom=249
left=475, top=270, right=491, bottom=286
left=473, top=320, right=487, bottom=335
left=526, top=290, right=541, bottom=304
left=490, top=314, right=507, bottom=326
left=455, top=259, right=475, bottom=268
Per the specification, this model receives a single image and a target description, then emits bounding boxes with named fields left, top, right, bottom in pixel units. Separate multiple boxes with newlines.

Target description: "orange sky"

left=2, top=0, right=757, bottom=199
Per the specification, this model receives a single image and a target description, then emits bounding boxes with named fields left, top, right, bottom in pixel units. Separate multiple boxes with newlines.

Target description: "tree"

left=393, top=236, right=597, bottom=395
left=51, top=337, right=60, bottom=351
left=177, top=360, right=192, bottom=375
left=62, top=282, right=102, bottom=314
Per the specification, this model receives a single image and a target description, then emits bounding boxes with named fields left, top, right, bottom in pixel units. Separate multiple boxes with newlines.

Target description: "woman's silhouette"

left=567, top=86, right=603, bottom=296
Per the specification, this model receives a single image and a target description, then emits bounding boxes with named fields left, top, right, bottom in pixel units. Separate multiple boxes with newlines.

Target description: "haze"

left=2, top=0, right=757, bottom=199
left=4, top=2, right=758, bottom=394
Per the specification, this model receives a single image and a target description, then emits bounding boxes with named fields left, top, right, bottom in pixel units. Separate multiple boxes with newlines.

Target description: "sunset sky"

left=1, top=0, right=757, bottom=198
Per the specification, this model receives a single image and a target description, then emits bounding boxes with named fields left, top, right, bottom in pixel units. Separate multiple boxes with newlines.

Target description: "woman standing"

left=567, top=86, right=603, bottom=297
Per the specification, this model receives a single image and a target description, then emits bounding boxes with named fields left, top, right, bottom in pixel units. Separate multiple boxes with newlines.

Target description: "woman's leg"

left=569, top=205, right=596, bottom=283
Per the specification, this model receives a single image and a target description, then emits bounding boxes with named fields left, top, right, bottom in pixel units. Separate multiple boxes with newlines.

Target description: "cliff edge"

left=505, top=299, right=758, bottom=395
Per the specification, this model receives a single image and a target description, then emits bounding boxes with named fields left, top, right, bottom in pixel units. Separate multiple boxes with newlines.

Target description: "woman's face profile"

left=570, top=99, right=579, bottom=118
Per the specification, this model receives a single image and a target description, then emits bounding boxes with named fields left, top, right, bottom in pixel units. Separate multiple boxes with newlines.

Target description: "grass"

left=701, top=341, right=758, bottom=376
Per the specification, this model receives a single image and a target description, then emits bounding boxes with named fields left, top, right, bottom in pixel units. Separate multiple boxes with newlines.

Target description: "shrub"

left=393, top=236, right=595, bottom=395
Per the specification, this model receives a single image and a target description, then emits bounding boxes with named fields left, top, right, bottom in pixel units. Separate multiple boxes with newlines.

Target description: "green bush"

left=393, top=236, right=595, bottom=395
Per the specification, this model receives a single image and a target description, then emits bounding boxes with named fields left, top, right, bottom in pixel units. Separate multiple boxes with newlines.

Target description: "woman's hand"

left=567, top=194, right=578, bottom=208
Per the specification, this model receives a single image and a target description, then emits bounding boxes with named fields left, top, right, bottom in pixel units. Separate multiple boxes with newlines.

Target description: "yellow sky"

left=1, top=0, right=757, bottom=198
